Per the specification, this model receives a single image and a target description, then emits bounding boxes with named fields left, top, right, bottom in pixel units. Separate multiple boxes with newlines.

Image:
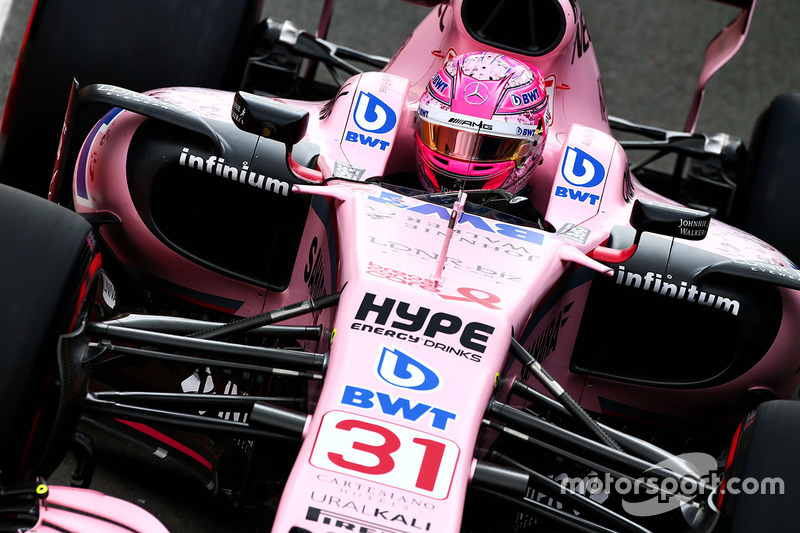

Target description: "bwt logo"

left=431, top=73, right=449, bottom=93
left=562, top=146, right=605, bottom=188
left=377, top=346, right=440, bottom=392
left=516, top=126, right=539, bottom=137
left=341, top=385, right=456, bottom=430
left=344, top=131, right=390, bottom=151
left=353, top=91, right=397, bottom=134
left=346, top=91, right=396, bottom=151
left=511, top=88, right=540, bottom=107
left=555, top=146, right=606, bottom=205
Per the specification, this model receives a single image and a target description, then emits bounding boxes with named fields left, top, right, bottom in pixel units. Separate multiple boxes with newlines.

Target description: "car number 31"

left=310, top=411, right=460, bottom=499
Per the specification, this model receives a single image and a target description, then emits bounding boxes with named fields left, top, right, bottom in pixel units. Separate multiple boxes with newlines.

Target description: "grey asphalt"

left=0, top=1, right=798, bottom=532
left=3, top=0, right=796, bottom=141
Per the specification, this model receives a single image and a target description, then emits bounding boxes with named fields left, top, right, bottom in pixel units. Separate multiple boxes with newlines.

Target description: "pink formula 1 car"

left=2, top=0, right=800, bottom=531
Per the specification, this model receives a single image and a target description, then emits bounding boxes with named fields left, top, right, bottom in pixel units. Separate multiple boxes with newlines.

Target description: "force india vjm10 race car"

left=2, top=0, right=800, bottom=531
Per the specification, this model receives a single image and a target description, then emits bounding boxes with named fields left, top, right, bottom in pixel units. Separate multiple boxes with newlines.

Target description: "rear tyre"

left=0, top=184, right=99, bottom=484
left=716, top=400, right=800, bottom=531
left=731, top=93, right=800, bottom=264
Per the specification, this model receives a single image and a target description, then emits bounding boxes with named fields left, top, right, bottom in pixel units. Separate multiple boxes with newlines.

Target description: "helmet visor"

left=416, top=119, right=534, bottom=163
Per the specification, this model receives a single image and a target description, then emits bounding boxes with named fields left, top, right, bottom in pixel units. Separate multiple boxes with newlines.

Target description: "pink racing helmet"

left=415, top=51, right=548, bottom=194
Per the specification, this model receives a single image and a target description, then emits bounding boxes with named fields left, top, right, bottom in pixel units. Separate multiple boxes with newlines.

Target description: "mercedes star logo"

left=463, top=82, right=489, bottom=105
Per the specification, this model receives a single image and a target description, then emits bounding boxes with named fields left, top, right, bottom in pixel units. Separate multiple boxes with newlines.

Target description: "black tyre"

left=716, top=400, right=800, bottom=532
left=731, top=93, right=800, bottom=264
left=0, top=184, right=99, bottom=484
left=0, top=0, right=260, bottom=197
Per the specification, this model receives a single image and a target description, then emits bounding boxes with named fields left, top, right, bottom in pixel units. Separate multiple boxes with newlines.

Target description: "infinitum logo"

left=178, top=147, right=289, bottom=196
left=615, top=266, right=740, bottom=316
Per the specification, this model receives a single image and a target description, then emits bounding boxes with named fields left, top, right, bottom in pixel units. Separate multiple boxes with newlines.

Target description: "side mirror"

left=231, top=91, right=309, bottom=147
left=589, top=199, right=710, bottom=264
left=630, top=199, right=710, bottom=242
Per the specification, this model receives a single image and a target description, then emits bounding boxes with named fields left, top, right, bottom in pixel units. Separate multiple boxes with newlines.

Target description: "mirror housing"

left=630, top=199, right=710, bottom=242
left=589, top=199, right=710, bottom=264
left=231, top=91, right=309, bottom=147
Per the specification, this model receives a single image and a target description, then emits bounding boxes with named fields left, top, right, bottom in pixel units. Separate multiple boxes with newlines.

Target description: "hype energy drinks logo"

left=554, top=146, right=605, bottom=206
left=345, top=91, right=397, bottom=151
left=377, top=346, right=440, bottom=392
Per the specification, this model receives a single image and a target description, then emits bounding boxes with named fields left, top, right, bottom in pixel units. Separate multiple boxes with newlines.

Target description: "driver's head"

left=415, top=51, right=548, bottom=194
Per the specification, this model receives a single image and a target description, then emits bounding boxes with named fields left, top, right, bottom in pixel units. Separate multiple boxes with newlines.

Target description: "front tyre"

left=731, top=93, right=800, bottom=264
left=715, top=400, right=800, bottom=532
left=0, top=185, right=99, bottom=484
